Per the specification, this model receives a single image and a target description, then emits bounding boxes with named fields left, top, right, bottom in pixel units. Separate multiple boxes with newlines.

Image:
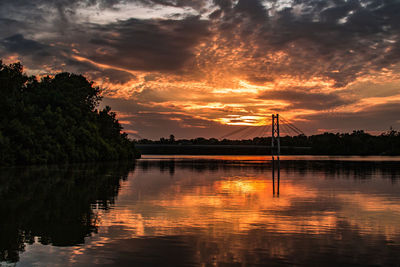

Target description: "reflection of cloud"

left=338, top=192, right=400, bottom=239
left=99, top=176, right=329, bottom=236
left=17, top=159, right=400, bottom=266
left=97, top=169, right=400, bottom=241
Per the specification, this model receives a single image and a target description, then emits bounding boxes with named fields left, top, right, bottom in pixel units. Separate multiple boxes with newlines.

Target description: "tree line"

left=137, top=129, right=400, bottom=155
left=0, top=61, right=140, bottom=165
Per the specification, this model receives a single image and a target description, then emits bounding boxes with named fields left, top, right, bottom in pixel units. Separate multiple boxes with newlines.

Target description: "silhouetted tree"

left=0, top=61, right=140, bottom=165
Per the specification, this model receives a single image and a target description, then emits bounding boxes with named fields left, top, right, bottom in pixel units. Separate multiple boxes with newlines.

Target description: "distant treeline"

left=0, top=61, right=140, bottom=165
left=137, top=130, right=400, bottom=155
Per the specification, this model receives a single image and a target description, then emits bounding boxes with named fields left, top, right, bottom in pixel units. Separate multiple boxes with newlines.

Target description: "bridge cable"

left=281, top=116, right=305, bottom=135
left=256, top=124, right=268, bottom=138
left=281, top=123, right=296, bottom=137
left=247, top=125, right=265, bottom=139
left=280, top=116, right=305, bottom=135
left=266, top=123, right=273, bottom=137
left=279, top=123, right=289, bottom=136
left=264, top=124, right=272, bottom=137
left=219, top=125, right=251, bottom=140
left=260, top=123, right=271, bottom=138
left=251, top=125, right=266, bottom=138
left=239, top=126, right=259, bottom=139
left=281, top=120, right=300, bottom=136
left=264, top=124, right=271, bottom=137
left=286, top=122, right=304, bottom=135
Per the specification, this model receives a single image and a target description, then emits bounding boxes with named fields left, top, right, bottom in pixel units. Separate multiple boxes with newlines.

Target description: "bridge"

left=135, top=114, right=310, bottom=155
left=136, top=114, right=291, bottom=195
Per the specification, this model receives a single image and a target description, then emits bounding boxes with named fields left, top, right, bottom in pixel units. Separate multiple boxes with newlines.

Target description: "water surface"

left=1, top=156, right=400, bottom=266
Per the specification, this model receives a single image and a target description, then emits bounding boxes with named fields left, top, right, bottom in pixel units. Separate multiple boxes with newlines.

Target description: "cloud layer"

left=1, top=0, right=400, bottom=138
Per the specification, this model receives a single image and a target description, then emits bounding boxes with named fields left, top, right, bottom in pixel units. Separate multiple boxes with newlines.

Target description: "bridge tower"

left=271, top=114, right=280, bottom=157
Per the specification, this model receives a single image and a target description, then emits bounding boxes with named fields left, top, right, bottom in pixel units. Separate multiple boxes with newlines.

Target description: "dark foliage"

left=0, top=61, right=140, bottom=164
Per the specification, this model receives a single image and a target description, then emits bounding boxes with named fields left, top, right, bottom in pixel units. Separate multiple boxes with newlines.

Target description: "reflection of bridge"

left=272, top=156, right=280, bottom=197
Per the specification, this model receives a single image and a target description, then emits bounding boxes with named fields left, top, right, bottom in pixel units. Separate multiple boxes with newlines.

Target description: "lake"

left=1, top=156, right=400, bottom=266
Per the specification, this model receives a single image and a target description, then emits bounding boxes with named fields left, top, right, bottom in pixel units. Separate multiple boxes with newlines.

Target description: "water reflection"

left=1, top=157, right=400, bottom=266
left=0, top=163, right=134, bottom=263
left=272, top=156, right=280, bottom=196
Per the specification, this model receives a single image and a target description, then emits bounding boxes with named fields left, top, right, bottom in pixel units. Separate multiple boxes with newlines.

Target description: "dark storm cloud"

left=235, top=0, right=268, bottom=21
left=213, top=0, right=232, bottom=10
left=258, top=88, right=354, bottom=110
left=1, top=34, right=50, bottom=56
left=0, top=19, right=27, bottom=37
left=86, top=16, right=210, bottom=72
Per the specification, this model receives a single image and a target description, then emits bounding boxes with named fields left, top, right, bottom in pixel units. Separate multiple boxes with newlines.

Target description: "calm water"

left=1, top=156, right=400, bottom=266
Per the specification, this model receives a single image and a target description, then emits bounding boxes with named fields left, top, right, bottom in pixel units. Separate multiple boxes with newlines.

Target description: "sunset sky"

left=1, top=0, right=400, bottom=139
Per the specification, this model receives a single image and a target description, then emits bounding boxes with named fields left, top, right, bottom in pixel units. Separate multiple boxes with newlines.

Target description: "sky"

left=1, top=0, right=400, bottom=139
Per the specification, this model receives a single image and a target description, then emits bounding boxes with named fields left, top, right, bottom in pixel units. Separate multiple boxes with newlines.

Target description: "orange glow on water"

left=89, top=158, right=400, bottom=247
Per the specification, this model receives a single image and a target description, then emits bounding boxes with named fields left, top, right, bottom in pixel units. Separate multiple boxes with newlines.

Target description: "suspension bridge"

left=219, top=114, right=304, bottom=141
left=135, top=114, right=311, bottom=155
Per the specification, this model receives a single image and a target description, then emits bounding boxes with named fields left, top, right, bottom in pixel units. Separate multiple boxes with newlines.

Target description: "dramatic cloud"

left=1, top=0, right=400, bottom=138
left=258, top=87, right=354, bottom=110
left=87, top=16, right=210, bottom=72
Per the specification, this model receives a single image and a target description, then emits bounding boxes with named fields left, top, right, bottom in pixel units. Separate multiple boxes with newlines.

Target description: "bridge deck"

left=136, top=144, right=310, bottom=149
left=135, top=144, right=311, bottom=155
